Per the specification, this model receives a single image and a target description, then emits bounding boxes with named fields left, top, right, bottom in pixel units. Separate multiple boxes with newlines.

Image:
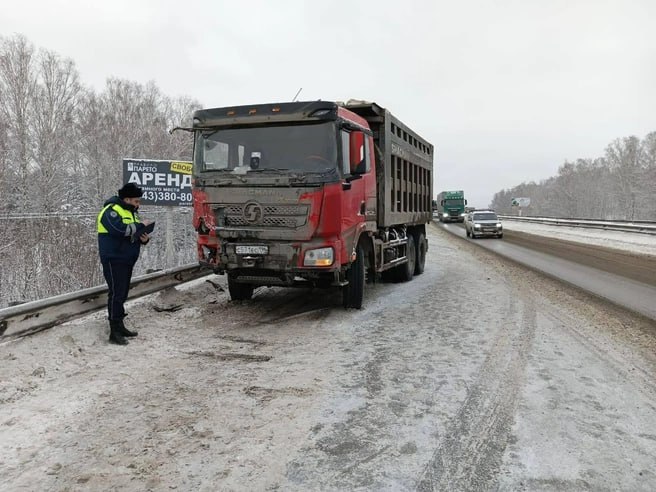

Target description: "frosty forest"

left=490, top=133, right=656, bottom=217
left=0, top=33, right=653, bottom=308
left=0, top=35, right=200, bottom=308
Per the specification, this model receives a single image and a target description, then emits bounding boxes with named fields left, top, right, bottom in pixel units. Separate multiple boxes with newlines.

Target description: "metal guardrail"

left=499, top=216, right=656, bottom=235
left=0, top=264, right=210, bottom=342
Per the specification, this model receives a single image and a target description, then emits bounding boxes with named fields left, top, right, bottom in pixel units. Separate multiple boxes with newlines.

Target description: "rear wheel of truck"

left=398, top=235, right=416, bottom=282
left=414, top=232, right=426, bottom=275
left=342, top=245, right=365, bottom=309
left=228, top=276, right=254, bottom=301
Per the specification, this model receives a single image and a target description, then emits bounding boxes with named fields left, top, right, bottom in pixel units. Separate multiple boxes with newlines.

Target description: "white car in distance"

left=465, top=210, right=503, bottom=239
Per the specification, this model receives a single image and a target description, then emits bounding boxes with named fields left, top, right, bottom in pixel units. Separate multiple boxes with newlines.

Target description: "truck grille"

left=219, top=204, right=309, bottom=228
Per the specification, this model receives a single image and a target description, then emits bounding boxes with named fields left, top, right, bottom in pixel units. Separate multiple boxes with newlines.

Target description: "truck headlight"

left=304, top=247, right=334, bottom=266
left=496, top=223, right=502, bottom=228
left=474, top=224, right=481, bottom=228
left=442, top=213, right=448, bottom=218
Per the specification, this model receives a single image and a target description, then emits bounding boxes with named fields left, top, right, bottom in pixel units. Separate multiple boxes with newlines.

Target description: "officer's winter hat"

left=118, top=183, right=143, bottom=199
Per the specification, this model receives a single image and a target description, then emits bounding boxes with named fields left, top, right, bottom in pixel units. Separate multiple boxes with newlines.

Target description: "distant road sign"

left=511, top=197, right=531, bottom=207
left=123, top=158, right=193, bottom=206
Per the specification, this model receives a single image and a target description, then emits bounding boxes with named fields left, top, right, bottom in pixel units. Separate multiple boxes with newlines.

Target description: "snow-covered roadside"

left=502, top=220, right=656, bottom=256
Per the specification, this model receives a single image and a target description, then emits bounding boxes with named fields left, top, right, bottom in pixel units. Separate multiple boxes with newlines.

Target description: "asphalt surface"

left=439, top=222, right=656, bottom=321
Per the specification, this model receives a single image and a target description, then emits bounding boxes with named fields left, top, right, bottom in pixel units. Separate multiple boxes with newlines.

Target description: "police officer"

left=97, top=183, right=152, bottom=345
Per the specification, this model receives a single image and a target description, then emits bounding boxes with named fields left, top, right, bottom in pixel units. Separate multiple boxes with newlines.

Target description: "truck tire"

left=414, top=232, right=426, bottom=275
left=343, top=245, right=365, bottom=309
left=228, top=275, right=254, bottom=301
left=398, top=235, right=416, bottom=282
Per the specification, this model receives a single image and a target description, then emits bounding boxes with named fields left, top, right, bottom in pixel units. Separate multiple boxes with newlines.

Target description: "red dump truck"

left=189, top=100, right=434, bottom=308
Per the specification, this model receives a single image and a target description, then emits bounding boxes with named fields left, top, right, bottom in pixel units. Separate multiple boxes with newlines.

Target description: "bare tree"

left=638, top=132, right=656, bottom=218
left=31, top=49, right=82, bottom=212
left=0, top=34, right=37, bottom=210
left=605, top=136, right=642, bottom=220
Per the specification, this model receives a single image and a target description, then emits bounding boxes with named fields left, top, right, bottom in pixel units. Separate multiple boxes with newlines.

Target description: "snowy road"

left=440, top=222, right=656, bottom=321
left=1, top=225, right=656, bottom=490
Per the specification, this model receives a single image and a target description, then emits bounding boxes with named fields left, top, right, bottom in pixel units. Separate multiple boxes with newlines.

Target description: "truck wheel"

left=228, top=275, right=254, bottom=301
left=414, top=232, right=426, bottom=275
left=343, top=245, right=365, bottom=309
left=398, top=235, right=416, bottom=282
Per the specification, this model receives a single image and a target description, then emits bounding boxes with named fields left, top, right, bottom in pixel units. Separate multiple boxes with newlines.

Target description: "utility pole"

left=165, top=207, right=175, bottom=267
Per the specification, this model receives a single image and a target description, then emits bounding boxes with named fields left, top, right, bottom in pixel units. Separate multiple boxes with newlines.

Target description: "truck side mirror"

left=465, top=199, right=468, bottom=205
left=349, top=131, right=366, bottom=174
left=440, top=200, right=444, bottom=206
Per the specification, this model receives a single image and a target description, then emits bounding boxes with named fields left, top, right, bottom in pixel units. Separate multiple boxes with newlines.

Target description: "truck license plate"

left=236, top=245, right=268, bottom=255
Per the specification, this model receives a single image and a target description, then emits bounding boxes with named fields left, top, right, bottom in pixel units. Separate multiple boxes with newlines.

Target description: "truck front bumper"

left=199, top=238, right=345, bottom=287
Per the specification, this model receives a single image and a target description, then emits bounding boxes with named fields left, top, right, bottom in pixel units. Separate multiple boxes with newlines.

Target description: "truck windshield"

left=195, top=121, right=338, bottom=176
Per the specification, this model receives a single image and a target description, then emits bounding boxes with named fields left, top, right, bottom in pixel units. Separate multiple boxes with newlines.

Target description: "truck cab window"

left=340, top=130, right=370, bottom=175
left=363, top=135, right=371, bottom=173
left=202, top=139, right=230, bottom=170
left=340, top=130, right=350, bottom=176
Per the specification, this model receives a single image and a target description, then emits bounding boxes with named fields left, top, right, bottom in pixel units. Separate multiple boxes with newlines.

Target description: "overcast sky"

left=2, top=0, right=654, bottom=207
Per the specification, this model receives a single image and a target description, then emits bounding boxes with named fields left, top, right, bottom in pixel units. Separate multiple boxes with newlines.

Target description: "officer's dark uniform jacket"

left=97, top=196, right=146, bottom=263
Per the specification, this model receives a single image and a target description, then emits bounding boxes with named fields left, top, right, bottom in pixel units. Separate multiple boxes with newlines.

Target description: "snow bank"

left=502, top=220, right=656, bottom=256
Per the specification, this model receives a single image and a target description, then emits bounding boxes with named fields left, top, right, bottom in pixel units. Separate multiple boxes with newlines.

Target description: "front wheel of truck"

left=343, top=245, right=365, bottom=309
left=228, top=275, right=254, bottom=301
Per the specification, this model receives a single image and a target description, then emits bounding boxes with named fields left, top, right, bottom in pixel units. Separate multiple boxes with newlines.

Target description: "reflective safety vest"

left=97, top=203, right=140, bottom=234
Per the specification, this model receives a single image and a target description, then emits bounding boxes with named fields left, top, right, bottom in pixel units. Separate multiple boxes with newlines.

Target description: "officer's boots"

left=118, top=319, right=138, bottom=337
left=109, top=320, right=129, bottom=345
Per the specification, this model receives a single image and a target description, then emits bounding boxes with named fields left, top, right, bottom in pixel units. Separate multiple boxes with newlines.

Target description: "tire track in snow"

left=416, top=294, right=537, bottom=491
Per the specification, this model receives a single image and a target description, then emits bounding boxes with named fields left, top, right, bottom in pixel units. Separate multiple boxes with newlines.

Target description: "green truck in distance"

left=435, top=190, right=467, bottom=222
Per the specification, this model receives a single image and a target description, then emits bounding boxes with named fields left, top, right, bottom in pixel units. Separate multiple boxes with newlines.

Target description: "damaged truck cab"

left=191, top=101, right=433, bottom=308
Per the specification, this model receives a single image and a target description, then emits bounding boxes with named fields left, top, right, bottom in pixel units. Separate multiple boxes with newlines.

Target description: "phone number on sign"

left=143, top=191, right=193, bottom=203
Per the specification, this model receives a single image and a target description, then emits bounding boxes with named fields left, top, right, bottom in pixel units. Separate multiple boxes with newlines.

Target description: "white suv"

left=465, top=211, right=503, bottom=239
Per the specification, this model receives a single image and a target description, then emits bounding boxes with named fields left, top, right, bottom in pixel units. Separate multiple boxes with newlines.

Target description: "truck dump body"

left=343, top=103, right=434, bottom=228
